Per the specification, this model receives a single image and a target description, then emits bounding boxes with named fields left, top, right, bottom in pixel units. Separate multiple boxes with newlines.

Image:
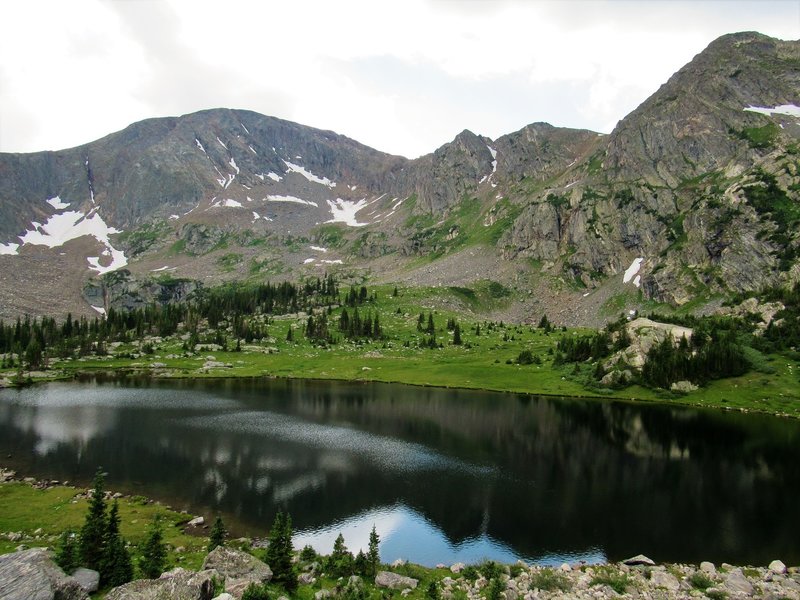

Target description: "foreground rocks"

left=1, top=543, right=798, bottom=600
left=202, top=546, right=273, bottom=598
left=0, top=548, right=87, bottom=600
left=105, top=567, right=217, bottom=600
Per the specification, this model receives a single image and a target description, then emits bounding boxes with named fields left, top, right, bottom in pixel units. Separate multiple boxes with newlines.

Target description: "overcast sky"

left=1, top=0, right=798, bottom=158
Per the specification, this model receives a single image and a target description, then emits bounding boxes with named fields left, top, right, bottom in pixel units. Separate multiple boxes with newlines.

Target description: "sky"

left=0, top=0, right=798, bottom=159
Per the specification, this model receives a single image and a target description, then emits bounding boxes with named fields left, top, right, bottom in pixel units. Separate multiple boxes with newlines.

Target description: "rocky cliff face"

left=0, top=32, right=798, bottom=321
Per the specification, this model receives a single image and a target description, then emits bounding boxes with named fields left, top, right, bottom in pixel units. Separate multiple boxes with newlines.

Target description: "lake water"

left=1, top=376, right=799, bottom=567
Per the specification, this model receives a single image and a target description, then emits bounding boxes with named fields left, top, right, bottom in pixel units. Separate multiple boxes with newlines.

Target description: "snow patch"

left=151, top=265, right=172, bottom=272
left=266, top=195, right=318, bottom=207
left=169, top=214, right=179, bottom=220
left=195, top=139, right=206, bottom=154
left=216, top=136, right=228, bottom=149
left=91, top=305, right=106, bottom=315
left=487, top=145, right=498, bottom=173
left=304, top=258, right=315, bottom=264
left=326, top=198, right=369, bottom=227
left=310, top=245, right=328, bottom=253
left=242, top=184, right=251, bottom=190
left=229, top=158, right=240, bottom=174
left=633, top=274, right=641, bottom=288
left=284, top=160, right=336, bottom=188
left=211, top=199, right=243, bottom=209
left=0, top=242, right=20, bottom=255
left=240, top=122, right=250, bottom=135
left=267, top=172, right=282, bottom=182
left=744, top=104, right=800, bottom=118
left=249, top=145, right=257, bottom=155
left=392, top=198, right=405, bottom=210
left=321, top=259, right=343, bottom=265
left=623, top=257, right=644, bottom=284
left=47, top=196, right=70, bottom=210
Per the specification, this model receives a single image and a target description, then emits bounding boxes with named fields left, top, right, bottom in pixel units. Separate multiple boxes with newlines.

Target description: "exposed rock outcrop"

left=105, top=567, right=217, bottom=600
left=0, top=548, right=87, bottom=600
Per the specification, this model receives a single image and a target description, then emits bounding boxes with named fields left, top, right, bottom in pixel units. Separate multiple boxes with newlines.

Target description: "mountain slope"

left=0, top=32, right=798, bottom=323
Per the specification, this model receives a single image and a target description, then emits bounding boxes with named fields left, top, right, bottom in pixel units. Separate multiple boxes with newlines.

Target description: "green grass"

left=0, top=482, right=207, bottom=569
left=5, top=283, right=797, bottom=419
left=590, top=567, right=634, bottom=594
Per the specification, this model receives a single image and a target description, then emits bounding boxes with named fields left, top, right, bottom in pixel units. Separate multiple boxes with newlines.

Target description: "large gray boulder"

left=0, top=547, right=87, bottom=600
left=201, top=546, right=272, bottom=598
left=723, top=568, right=755, bottom=596
left=71, top=567, right=100, bottom=593
left=105, top=567, right=217, bottom=600
left=375, top=570, right=419, bottom=590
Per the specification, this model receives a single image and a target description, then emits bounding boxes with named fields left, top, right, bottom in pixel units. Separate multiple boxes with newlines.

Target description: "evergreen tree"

left=367, top=525, right=380, bottom=577
left=55, top=530, right=79, bottom=574
left=79, top=468, right=108, bottom=571
left=139, top=516, right=167, bottom=578
left=265, top=511, right=297, bottom=591
left=354, top=550, right=368, bottom=576
left=208, top=516, right=227, bottom=552
left=328, top=533, right=354, bottom=577
left=452, top=323, right=462, bottom=345
left=101, top=503, right=133, bottom=588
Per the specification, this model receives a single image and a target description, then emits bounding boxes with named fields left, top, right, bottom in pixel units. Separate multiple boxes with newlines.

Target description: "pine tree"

left=367, top=525, right=380, bottom=577
left=208, top=516, right=227, bottom=552
left=139, top=516, right=167, bottom=578
left=79, top=468, right=108, bottom=571
left=354, top=550, right=368, bottom=576
left=452, top=323, right=462, bottom=345
left=55, top=530, right=79, bottom=574
left=265, top=511, right=297, bottom=591
left=328, top=533, right=354, bottom=577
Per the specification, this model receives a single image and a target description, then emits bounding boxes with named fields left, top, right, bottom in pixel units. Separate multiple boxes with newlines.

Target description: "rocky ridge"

left=0, top=32, right=798, bottom=323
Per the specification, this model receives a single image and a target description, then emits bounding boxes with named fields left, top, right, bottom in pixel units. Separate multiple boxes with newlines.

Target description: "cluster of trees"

left=755, top=282, right=800, bottom=353
left=641, top=330, right=749, bottom=388
left=0, top=276, right=348, bottom=369
left=55, top=469, right=168, bottom=587
left=244, top=513, right=381, bottom=599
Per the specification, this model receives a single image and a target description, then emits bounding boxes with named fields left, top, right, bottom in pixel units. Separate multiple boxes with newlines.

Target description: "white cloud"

left=0, top=0, right=797, bottom=158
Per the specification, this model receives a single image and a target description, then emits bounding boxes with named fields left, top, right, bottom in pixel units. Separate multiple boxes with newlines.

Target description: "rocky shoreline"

left=2, top=470, right=799, bottom=600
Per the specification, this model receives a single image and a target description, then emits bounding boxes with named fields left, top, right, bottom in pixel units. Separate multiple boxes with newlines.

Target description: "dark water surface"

left=1, top=376, right=799, bottom=567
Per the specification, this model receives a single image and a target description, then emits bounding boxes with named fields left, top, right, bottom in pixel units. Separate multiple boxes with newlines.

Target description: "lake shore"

left=1, top=470, right=798, bottom=600
left=4, top=358, right=800, bottom=422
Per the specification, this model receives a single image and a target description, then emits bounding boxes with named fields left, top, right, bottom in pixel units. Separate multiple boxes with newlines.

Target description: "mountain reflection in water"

left=1, top=376, right=799, bottom=567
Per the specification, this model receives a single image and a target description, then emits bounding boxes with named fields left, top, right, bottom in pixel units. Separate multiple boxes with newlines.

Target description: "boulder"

left=188, top=516, right=205, bottom=527
left=651, top=570, right=680, bottom=591
left=105, top=567, right=217, bottom=600
left=770, top=560, right=787, bottom=575
left=212, top=595, right=235, bottom=600
left=450, top=562, right=465, bottom=573
left=201, top=546, right=272, bottom=595
left=391, top=558, right=407, bottom=568
left=622, top=554, right=656, bottom=566
left=723, top=568, right=754, bottom=595
left=0, top=547, right=87, bottom=600
left=375, top=571, right=419, bottom=590
left=72, top=567, right=100, bottom=593
left=700, top=561, right=717, bottom=575
left=298, top=572, right=316, bottom=585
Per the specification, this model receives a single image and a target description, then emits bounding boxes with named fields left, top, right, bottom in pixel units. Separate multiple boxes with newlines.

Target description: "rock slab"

left=0, top=547, right=87, bottom=600
left=201, top=546, right=272, bottom=597
left=375, top=571, right=419, bottom=590
left=72, top=567, right=100, bottom=593
left=105, top=567, right=217, bottom=600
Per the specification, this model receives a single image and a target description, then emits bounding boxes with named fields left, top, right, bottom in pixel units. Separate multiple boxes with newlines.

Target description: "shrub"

left=590, top=568, right=632, bottom=594
left=242, top=582, right=271, bottom=600
left=529, top=569, right=572, bottom=592
left=690, top=572, right=715, bottom=590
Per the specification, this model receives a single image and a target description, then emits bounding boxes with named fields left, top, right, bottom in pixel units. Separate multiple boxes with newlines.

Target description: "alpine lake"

left=1, top=375, right=798, bottom=567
